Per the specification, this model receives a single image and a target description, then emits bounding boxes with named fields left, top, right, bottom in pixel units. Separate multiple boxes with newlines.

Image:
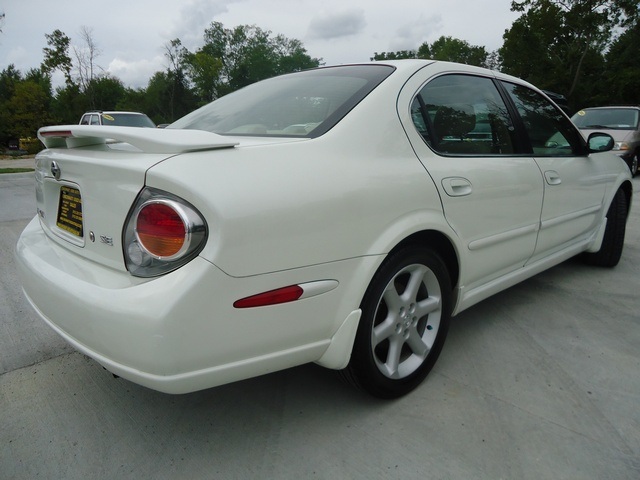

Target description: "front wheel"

left=584, top=189, right=628, bottom=267
left=341, top=247, right=452, bottom=398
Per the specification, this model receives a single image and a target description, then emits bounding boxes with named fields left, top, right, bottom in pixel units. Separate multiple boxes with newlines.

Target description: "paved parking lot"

left=1, top=171, right=639, bottom=479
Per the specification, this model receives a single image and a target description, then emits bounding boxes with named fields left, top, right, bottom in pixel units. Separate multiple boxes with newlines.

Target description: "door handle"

left=442, top=177, right=472, bottom=197
left=544, top=170, right=562, bottom=185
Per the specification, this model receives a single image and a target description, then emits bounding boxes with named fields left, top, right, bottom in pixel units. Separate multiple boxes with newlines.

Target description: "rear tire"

left=584, top=189, right=627, bottom=267
left=341, top=247, right=452, bottom=399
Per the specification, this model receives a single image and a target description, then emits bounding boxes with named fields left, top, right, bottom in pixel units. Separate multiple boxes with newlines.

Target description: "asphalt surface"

left=0, top=156, right=36, bottom=170
left=1, top=168, right=639, bottom=480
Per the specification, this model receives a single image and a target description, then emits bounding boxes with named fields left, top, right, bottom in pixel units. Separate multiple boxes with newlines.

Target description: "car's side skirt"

left=454, top=237, right=592, bottom=315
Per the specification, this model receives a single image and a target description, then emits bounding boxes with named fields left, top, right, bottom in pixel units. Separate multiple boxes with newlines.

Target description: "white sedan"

left=16, top=60, right=632, bottom=398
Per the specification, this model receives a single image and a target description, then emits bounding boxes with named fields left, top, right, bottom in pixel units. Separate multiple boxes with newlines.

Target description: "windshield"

left=169, top=65, right=395, bottom=138
left=571, top=108, right=639, bottom=130
left=103, top=113, right=156, bottom=128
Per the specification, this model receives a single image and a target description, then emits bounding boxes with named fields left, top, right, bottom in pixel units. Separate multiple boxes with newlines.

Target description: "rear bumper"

left=15, top=216, right=367, bottom=393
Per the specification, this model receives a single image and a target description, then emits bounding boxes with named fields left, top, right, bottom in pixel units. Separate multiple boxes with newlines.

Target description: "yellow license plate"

left=56, top=186, right=83, bottom=237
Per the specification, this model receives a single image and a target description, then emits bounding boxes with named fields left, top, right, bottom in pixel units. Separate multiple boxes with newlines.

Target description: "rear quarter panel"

left=145, top=84, right=454, bottom=280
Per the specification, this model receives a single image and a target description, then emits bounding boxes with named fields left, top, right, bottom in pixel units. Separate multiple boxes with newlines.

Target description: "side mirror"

left=587, top=132, right=614, bottom=152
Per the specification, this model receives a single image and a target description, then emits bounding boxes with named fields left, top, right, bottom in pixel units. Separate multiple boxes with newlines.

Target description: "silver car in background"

left=571, top=106, right=640, bottom=176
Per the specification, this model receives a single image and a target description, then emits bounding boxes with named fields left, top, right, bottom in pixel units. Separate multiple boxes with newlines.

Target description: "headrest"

left=433, top=104, right=476, bottom=139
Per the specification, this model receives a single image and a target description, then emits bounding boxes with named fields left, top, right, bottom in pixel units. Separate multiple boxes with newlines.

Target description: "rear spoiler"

left=38, top=125, right=239, bottom=154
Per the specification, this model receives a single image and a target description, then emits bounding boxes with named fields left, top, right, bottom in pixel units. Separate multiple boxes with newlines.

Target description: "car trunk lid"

left=34, top=126, right=238, bottom=272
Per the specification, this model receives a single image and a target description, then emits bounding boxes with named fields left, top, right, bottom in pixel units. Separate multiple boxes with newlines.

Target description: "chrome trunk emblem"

left=50, top=161, right=61, bottom=180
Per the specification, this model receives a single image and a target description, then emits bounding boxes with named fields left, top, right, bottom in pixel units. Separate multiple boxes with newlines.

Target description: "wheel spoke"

left=382, top=285, right=402, bottom=312
left=402, top=265, right=428, bottom=302
left=384, top=336, right=403, bottom=377
left=372, top=318, right=396, bottom=345
left=406, top=328, right=429, bottom=357
left=415, top=296, right=440, bottom=318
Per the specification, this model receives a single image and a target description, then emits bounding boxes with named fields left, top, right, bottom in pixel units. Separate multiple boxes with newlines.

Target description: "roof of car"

left=579, top=106, right=640, bottom=110
left=83, top=111, right=148, bottom=115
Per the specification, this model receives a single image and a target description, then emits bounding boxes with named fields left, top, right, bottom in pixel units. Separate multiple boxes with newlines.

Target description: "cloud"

left=307, top=9, right=366, bottom=40
left=388, top=14, right=443, bottom=52
left=107, top=56, right=165, bottom=89
left=5, top=45, right=29, bottom=67
left=170, top=0, right=241, bottom=48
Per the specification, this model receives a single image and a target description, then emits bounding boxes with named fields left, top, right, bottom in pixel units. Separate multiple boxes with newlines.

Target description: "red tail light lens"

left=136, top=202, right=186, bottom=258
left=124, top=188, right=207, bottom=277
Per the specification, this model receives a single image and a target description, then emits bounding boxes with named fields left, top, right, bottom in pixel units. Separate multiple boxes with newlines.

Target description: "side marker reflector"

left=233, top=285, right=304, bottom=309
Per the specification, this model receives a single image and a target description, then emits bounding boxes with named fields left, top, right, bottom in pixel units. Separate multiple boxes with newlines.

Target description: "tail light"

left=123, top=188, right=207, bottom=277
left=136, top=201, right=190, bottom=259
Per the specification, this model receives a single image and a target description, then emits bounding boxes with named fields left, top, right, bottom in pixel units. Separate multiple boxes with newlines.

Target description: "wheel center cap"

left=399, top=304, right=414, bottom=329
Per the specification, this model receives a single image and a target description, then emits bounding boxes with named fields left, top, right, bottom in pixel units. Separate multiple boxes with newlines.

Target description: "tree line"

left=0, top=22, right=322, bottom=149
left=1, top=0, right=638, bottom=150
left=374, top=0, right=639, bottom=109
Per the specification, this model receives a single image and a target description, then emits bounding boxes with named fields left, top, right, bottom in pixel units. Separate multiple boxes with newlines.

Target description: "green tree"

left=25, top=68, right=53, bottom=96
left=7, top=80, right=56, bottom=139
left=51, top=83, right=87, bottom=124
left=225, top=25, right=279, bottom=89
left=0, top=65, right=23, bottom=146
left=371, top=50, right=417, bottom=61
left=161, top=39, right=195, bottom=115
left=371, top=37, right=488, bottom=67
left=427, top=36, right=488, bottom=66
left=185, top=22, right=321, bottom=101
left=274, top=36, right=323, bottom=74
left=142, top=39, right=200, bottom=122
left=184, top=50, right=223, bottom=103
left=144, top=72, right=174, bottom=123
left=0, top=67, right=55, bottom=147
left=144, top=71, right=196, bottom=124
left=501, top=0, right=639, bottom=104
left=0, top=65, right=21, bottom=104
left=4, top=22, right=322, bottom=136
left=602, top=19, right=640, bottom=104
left=42, top=29, right=73, bottom=86
left=87, top=76, right=126, bottom=110
left=116, top=87, right=145, bottom=112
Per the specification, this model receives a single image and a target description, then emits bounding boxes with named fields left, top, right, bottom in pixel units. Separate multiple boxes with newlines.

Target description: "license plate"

left=56, top=186, right=84, bottom=237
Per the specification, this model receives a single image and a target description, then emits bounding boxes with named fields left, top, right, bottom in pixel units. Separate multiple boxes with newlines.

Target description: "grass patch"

left=0, top=168, right=34, bottom=174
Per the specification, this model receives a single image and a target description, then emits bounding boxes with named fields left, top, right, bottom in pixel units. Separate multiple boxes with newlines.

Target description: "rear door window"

left=411, top=74, right=517, bottom=155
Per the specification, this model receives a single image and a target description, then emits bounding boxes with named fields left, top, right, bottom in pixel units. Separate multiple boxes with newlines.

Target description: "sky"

left=0, top=0, right=520, bottom=89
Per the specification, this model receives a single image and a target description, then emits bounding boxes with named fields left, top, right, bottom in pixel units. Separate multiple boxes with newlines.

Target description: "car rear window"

left=169, top=65, right=395, bottom=138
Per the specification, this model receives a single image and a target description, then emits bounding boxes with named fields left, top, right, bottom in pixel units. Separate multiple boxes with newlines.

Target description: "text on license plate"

left=56, top=186, right=83, bottom=237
